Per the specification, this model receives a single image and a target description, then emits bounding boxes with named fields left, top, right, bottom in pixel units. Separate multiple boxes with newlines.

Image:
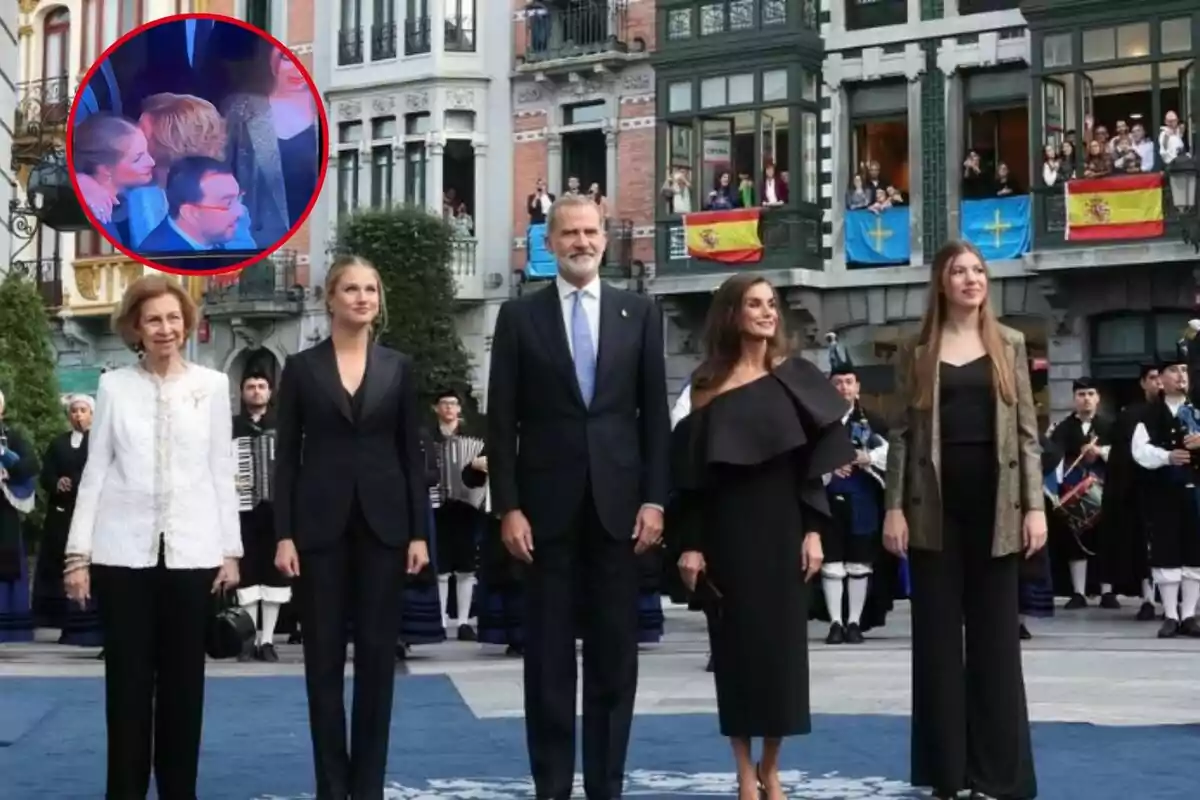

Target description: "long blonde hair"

left=324, top=254, right=389, bottom=336
left=908, top=240, right=1015, bottom=410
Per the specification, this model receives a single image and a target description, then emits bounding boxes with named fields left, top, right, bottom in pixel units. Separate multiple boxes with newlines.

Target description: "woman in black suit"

left=273, top=254, right=431, bottom=800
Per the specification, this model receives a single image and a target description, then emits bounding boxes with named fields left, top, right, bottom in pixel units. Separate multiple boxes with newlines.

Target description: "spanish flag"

left=683, top=209, right=764, bottom=263
left=1065, top=173, right=1164, bottom=242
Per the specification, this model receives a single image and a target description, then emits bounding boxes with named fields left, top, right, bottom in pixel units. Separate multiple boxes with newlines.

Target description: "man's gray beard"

left=558, top=256, right=599, bottom=281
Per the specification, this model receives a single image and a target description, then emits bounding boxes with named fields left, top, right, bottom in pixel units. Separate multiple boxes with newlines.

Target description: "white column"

left=828, top=0, right=844, bottom=34
left=826, top=78, right=848, bottom=272
left=907, top=74, right=924, bottom=265
left=430, top=0, right=447, bottom=62
left=391, top=137, right=405, bottom=208
left=473, top=140, right=487, bottom=243
left=944, top=65, right=964, bottom=239
left=604, top=122, right=618, bottom=210
left=357, top=141, right=370, bottom=209
left=547, top=132, right=563, bottom=196
left=427, top=137, right=446, bottom=215
left=906, top=0, right=922, bottom=25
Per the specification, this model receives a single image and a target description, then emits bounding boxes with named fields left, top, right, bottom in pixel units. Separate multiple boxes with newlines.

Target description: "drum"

left=1054, top=473, right=1103, bottom=555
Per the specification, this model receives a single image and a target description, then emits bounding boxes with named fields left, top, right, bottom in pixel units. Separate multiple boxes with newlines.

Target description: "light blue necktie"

left=571, top=290, right=596, bottom=406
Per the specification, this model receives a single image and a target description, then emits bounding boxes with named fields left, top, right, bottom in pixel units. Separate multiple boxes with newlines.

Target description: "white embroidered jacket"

left=66, top=364, right=243, bottom=569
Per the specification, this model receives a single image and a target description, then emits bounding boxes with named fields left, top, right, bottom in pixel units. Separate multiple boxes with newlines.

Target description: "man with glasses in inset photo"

left=139, top=156, right=246, bottom=254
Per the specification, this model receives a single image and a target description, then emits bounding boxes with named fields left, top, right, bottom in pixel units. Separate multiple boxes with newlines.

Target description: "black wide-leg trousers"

left=909, top=442, right=1038, bottom=799
left=93, top=554, right=216, bottom=800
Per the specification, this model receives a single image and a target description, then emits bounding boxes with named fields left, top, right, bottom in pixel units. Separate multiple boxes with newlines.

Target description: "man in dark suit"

left=487, top=194, right=671, bottom=800
left=140, top=156, right=244, bottom=254
left=112, top=17, right=244, bottom=117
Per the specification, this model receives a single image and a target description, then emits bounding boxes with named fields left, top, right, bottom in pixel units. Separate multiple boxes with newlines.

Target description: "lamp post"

left=1168, top=154, right=1200, bottom=253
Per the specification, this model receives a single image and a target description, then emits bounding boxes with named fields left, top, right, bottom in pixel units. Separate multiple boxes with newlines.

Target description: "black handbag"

left=206, top=590, right=256, bottom=660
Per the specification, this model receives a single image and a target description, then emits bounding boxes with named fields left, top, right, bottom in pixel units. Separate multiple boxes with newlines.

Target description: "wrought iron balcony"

left=520, top=0, right=631, bottom=67
left=371, top=21, right=398, bottom=60
left=338, top=27, right=364, bottom=65
left=405, top=16, right=432, bottom=56
left=9, top=257, right=64, bottom=309
left=958, top=0, right=1021, bottom=12
left=203, top=251, right=305, bottom=317
left=844, top=0, right=907, bottom=32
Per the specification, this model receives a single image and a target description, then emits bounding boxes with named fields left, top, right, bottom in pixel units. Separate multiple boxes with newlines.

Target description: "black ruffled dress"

left=669, top=357, right=853, bottom=737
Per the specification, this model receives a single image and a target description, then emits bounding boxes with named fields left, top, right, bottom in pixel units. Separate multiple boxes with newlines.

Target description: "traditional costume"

left=1130, top=349, right=1200, bottom=638
left=233, top=407, right=289, bottom=661
left=33, top=395, right=102, bottom=646
left=813, top=374, right=894, bottom=644
left=1046, top=378, right=1115, bottom=609
left=0, top=416, right=37, bottom=643
left=431, top=411, right=486, bottom=641
left=397, top=428, right=448, bottom=658
left=1097, top=363, right=1160, bottom=620
left=463, top=447, right=524, bottom=655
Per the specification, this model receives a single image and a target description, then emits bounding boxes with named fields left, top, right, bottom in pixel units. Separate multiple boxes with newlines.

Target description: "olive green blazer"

left=883, top=325, right=1044, bottom=557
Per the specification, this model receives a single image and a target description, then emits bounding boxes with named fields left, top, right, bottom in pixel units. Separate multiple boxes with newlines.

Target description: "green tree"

left=0, top=272, right=65, bottom=537
left=332, top=207, right=480, bottom=423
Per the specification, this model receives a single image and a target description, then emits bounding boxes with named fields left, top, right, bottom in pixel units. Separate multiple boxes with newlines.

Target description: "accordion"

left=235, top=432, right=276, bottom=511
left=438, top=435, right=486, bottom=508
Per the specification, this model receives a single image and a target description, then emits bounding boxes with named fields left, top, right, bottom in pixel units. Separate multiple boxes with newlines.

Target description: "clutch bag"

left=206, top=590, right=256, bottom=660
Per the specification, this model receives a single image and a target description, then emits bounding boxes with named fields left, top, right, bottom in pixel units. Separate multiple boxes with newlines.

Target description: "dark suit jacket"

left=112, top=18, right=230, bottom=116
left=139, top=219, right=198, bottom=253
left=273, top=339, right=428, bottom=551
left=487, top=282, right=671, bottom=541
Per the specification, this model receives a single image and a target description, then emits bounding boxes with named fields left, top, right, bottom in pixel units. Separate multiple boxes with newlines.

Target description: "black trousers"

left=524, top=492, right=639, bottom=800
left=92, top=555, right=216, bottom=800
left=909, top=443, right=1037, bottom=799
left=295, top=502, right=407, bottom=800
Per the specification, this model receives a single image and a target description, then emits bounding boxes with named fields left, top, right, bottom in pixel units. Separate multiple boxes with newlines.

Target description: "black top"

left=939, top=356, right=995, bottom=445
left=277, top=124, right=319, bottom=228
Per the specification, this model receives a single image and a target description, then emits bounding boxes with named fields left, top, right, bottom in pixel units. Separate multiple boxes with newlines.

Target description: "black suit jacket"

left=139, top=219, right=200, bottom=254
left=273, top=339, right=428, bottom=551
left=487, top=282, right=671, bottom=541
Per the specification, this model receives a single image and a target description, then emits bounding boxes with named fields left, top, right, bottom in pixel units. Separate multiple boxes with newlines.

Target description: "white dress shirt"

left=1131, top=396, right=1187, bottom=471
left=66, top=363, right=243, bottom=569
left=556, top=274, right=601, bottom=357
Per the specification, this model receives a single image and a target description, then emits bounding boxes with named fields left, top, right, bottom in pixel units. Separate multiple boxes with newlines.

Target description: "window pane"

left=445, top=110, right=476, bottom=132
left=699, top=2, right=723, bottom=36
left=338, top=152, right=359, bottom=214
left=802, top=71, right=818, bottom=102
left=1094, top=316, right=1144, bottom=356
left=372, top=116, right=396, bottom=140
left=1161, top=18, right=1192, bottom=54
left=371, top=146, right=393, bottom=207
left=668, top=81, right=692, bottom=113
left=700, top=77, right=726, bottom=109
left=803, top=111, right=817, bottom=204
left=763, top=69, right=788, bottom=103
left=405, top=142, right=426, bottom=204
left=1042, top=33, right=1072, bottom=68
left=405, top=113, right=430, bottom=135
left=1116, top=23, right=1149, bottom=59
left=665, top=124, right=695, bottom=214
left=339, top=121, right=362, bottom=144
left=667, top=8, right=691, bottom=40
left=700, top=119, right=733, bottom=199
left=1082, top=28, right=1115, bottom=63
left=762, top=0, right=787, bottom=27
left=729, top=0, right=753, bottom=31
left=728, top=73, right=754, bottom=105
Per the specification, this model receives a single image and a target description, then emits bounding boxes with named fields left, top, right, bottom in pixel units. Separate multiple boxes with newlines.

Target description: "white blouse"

left=66, top=363, right=242, bottom=569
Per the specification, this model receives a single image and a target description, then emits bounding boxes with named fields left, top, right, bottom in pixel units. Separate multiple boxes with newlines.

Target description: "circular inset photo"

left=66, top=13, right=328, bottom=276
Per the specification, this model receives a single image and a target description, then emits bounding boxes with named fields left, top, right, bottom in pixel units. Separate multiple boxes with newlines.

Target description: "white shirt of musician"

left=1048, top=415, right=1111, bottom=482
left=66, top=364, right=243, bottom=569
left=1130, top=396, right=1187, bottom=471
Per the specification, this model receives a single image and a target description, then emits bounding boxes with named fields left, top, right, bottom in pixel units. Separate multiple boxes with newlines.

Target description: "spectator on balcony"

left=1112, top=138, right=1143, bottom=175
left=737, top=173, right=756, bottom=208
left=125, top=93, right=257, bottom=251
left=886, top=186, right=906, bottom=206
left=846, top=174, right=871, bottom=211
left=1107, top=119, right=1132, bottom=155
left=450, top=202, right=474, bottom=238
left=993, top=162, right=1022, bottom=197
left=72, top=113, right=157, bottom=249
left=1042, top=144, right=1070, bottom=188
left=861, top=160, right=886, bottom=196
left=961, top=151, right=991, bottom=200
left=525, top=0, right=550, bottom=54
left=1159, top=111, right=1188, bottom=166
left=662, top=168, right=693, bottom=215
left=761, top=162, right=788, bottom=207
left=587, top=182, right=610, bottom=223
left=223, top=40, right=320, bottom=249
left=1131, top=123, right=1156, bottom=172
left=867, top=188, right=892, bottom=214
left=706, top=171, right=741, bottom=211
left=1059, top=140, right=1078, bottom=178
left=1083, top=139, right=1114, bottom=179
left=527, top=178, right=556, bottom=223
left=1093, top=124, right=1111, bottom=154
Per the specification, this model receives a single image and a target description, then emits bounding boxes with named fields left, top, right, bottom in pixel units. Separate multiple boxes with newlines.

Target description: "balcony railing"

left=405, top=17, right=432, bottom=56
left=957, top=0, right=1021, bottom=13
left=844, top=0, right=907, bottom=32
left=203, top=251, right=304, bottom=314
left=14, top=76, right=71, bottom=140
left=522, top=1, right=630, bottom=65
left=655, top=207, right=823, bottom=277
left=450, top=237, right=483, bottom=300
left=10, top=257, right=64, bottom=308
left=1030, top=172, right=1177, bottom=250
left=371, top=21, right=397, bottom=60
left=338, top=27, right=364, bottom=65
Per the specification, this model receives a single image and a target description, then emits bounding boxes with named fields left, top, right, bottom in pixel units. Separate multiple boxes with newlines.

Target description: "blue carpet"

left=0, top=674, right=1196, bottom=799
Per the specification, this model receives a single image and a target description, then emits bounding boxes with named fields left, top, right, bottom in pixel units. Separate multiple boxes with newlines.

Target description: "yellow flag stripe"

left=1066, top=188, right=1163, bottom=226
left=685, top=220, right=762, bottom=252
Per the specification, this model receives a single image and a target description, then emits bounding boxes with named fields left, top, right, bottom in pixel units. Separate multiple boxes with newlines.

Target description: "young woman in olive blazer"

left=882, top=240, right=1047, bottom=800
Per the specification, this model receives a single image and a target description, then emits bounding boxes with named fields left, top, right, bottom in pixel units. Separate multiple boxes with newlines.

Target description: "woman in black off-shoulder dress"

left=671, top=275, right=854, bottom=800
